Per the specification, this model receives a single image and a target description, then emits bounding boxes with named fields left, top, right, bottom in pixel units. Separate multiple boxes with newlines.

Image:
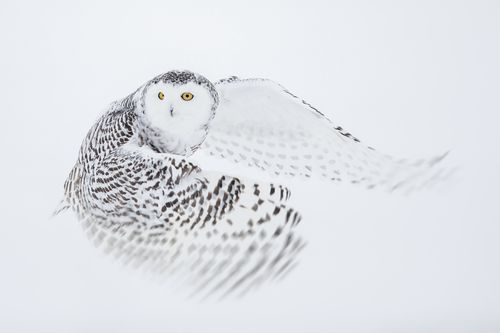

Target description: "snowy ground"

left=1, top=0, right=499, bottom=332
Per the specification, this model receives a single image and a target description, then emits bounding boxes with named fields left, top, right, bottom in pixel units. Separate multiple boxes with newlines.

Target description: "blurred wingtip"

left=429, top=150, right=451, bottom=166
left=51, top=199, right=70, bottom=219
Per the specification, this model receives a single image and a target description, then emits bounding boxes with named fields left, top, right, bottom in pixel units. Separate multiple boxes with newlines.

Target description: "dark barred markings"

left=60, top=70, right=305, bottom=298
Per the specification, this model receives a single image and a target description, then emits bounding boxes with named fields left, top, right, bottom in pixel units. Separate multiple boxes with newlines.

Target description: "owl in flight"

left=58, top=70, right=449, bottom=298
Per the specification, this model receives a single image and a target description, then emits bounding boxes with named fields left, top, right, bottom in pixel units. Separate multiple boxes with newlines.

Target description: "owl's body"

left=62, top=71, right=303, bottom=297
left=60, top=70, right=450, bottom=297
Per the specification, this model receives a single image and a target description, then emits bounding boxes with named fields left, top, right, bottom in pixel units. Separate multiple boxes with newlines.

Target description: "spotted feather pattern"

left=203, top=78, right=452, bottom=193
left=60, top=72, right=305, bottom=298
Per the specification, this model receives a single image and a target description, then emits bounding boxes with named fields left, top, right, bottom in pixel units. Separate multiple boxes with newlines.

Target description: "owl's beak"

left=169, top=105, right=174, bottom=117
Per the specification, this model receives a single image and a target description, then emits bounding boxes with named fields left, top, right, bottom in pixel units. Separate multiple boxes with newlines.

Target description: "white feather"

left=202, top=77, right=452, bottom=193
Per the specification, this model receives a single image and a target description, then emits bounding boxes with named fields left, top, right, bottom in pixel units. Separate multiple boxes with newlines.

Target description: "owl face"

left=139, top=71, right=219, bottom=155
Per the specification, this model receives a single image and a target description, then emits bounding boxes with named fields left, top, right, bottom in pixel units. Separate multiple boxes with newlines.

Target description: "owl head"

left=135, top=70, right=219, bottom=156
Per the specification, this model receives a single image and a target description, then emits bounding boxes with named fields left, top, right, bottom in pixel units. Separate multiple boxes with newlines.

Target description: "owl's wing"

left=201, top=77, right=452, bottom=193
left=72, top=144, right=304, bottom=299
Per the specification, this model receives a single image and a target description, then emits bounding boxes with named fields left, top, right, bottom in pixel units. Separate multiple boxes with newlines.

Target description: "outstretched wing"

left=201, top=77, right=452, bottom=193
left=66, top=143, right=304, bottom=299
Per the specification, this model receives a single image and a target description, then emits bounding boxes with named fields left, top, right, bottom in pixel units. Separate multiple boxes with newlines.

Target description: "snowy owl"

left=57, top=70, right=450, bottom=298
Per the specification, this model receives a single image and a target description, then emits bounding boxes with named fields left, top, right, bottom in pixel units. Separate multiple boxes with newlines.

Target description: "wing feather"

left=202, top=77, right=452, bottom=193
left=64, top=143, right=304, bottom=298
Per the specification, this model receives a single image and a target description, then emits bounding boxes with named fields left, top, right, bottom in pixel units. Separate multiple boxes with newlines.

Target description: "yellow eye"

left=181, top=92, right=194, bottom=101
left=158, top=91, right=165, bottom=100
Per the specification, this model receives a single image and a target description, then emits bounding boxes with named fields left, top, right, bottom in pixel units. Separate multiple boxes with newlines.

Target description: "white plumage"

left=58, top=70, right=450, bottom=298
left=204, top=77, right=451, bottom=192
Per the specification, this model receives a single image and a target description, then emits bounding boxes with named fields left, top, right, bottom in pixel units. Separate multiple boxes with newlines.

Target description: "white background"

left=1, top=0, right=499, bottom=332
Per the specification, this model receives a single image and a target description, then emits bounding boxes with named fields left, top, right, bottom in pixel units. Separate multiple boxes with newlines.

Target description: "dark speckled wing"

left=59, top=77, right=306, bottom=298
left=67, top=140, right=304, bottom=298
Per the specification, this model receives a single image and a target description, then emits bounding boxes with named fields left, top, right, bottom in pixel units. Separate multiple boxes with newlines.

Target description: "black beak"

left=169, top=106, right=174, bottom=117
